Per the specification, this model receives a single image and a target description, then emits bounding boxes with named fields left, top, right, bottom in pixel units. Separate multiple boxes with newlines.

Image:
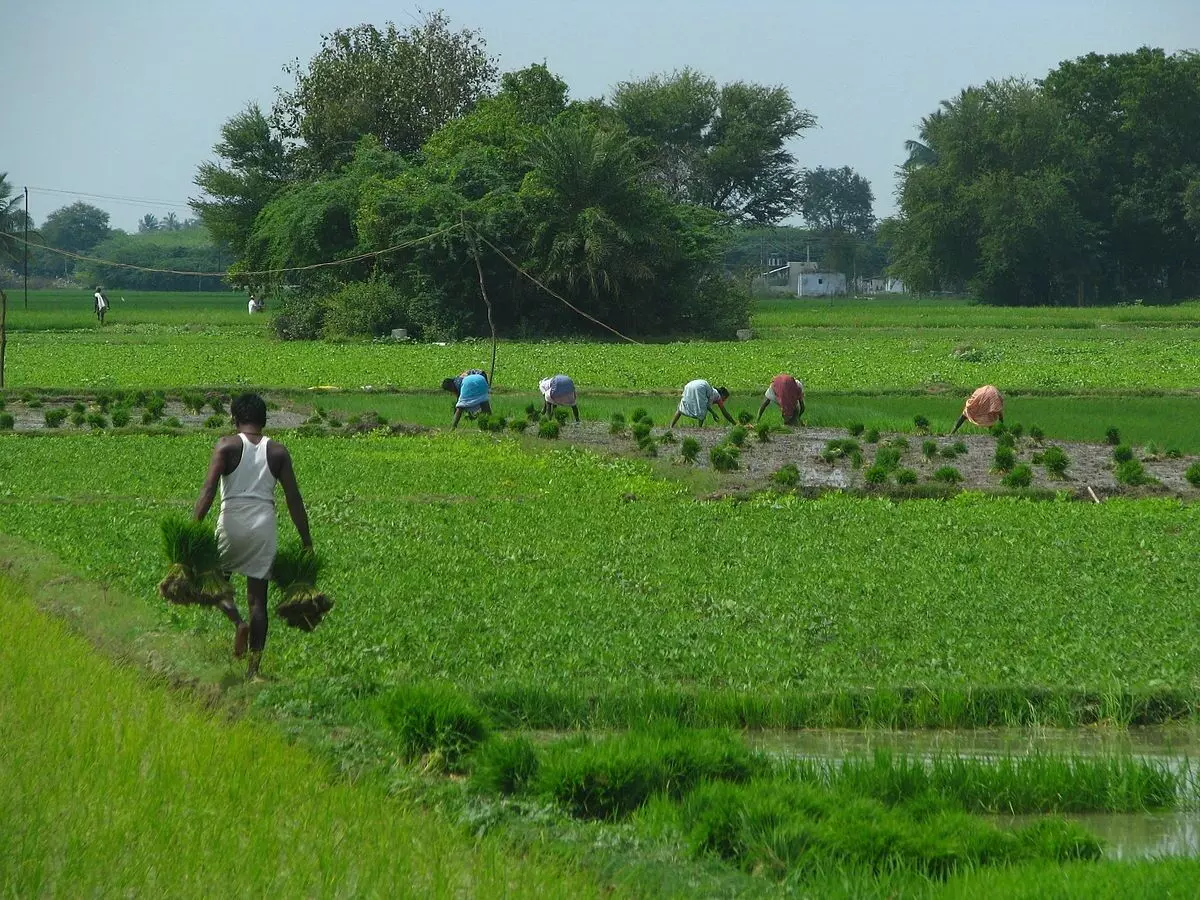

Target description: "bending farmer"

left=757, top=374, right=805, bottom=426
left=539, top=374, right=579, bottom=422
left=193, top=392, right=313, bottom=679
left=93, top=286, right=109, bottom=324
left=670, top=379, right=734, bottom=428
left=951, top=385, right=1004, bottom=433
left=450, top=371, right=492, bottom=428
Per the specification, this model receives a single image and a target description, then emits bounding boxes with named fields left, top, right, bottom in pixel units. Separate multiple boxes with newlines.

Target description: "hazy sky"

left=4, top=0, right=1197, bottom=231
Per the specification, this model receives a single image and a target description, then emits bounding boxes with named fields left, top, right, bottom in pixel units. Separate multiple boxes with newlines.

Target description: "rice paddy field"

left=3, top=289, right=1200, bottom=896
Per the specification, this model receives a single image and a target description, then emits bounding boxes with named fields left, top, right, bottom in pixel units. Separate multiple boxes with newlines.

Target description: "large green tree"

left=37, top=202, right=111, bottom=277
left=611, top=69, right=816, bottom=224
left=797, top=166, right=876, bottom=236
left=192, top=102, right=293, bottom=261
left=272, top=13, right=498, bottom=172
left=894, top=50, right=1200, bottom=304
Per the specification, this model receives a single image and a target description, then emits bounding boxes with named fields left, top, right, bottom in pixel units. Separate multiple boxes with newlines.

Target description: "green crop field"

left=5, top=289, right=1200, bottom=896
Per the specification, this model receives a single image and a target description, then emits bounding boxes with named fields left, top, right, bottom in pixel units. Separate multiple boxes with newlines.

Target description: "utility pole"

left=23, top=187, right=29, bottom=309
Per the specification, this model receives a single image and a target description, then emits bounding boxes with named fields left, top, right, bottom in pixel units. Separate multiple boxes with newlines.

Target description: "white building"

left=797, top=271, right=847, bottom=297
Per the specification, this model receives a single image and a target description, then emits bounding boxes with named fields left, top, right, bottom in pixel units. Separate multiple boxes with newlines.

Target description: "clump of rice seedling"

left=554, top=408, right=570, bottom=425
left=0, top=413, right=13, bottom=430
left=642, top=442, right=658, bottom=457
left=913, top=414, right=930, bottom=434
left=1009, top=423, right=1024, bottom=439
left=1029, top=425, right=1045, bottom=442
left=849, top=449, right=864, bottom=469
left=272, top=544, right=333, bottom=631
left=865, top=428, right=880, bottom=443
left=993, top=446, right=1016, bottom=472
left=1185, top=462, right=1200, bottom=487
left=110, top=407, right=131, bottom=428
left=26, top=397, right=43, bottom=409
left=754, top=422, right=770, bottom=443
left=131, top=389, right=149, bottom=407
left=1165, top=448, right=1183, bottom=459
left=72, top=400, right=86, bottom=414
left=140, top=410, right=156, bottom=425
left=470, top=736, right=540, bottom=795
left=486, top=415, right=508, bottom=433
left=71, top=411, right=86, bottom=427
left=609, top=412, right=626, bottom=435
left=524, top=403, right=538, bottom=418
left=1042, top=446, right=1069, bottom=478
left=922, top=439, right=938, bottom=460
left=932, top=466, right=963, bottom=484
left=680, top=436, right=700, bottom=464
left=989, top=421, right=1008, bottom=436
left=630, top=407, right=648, bottom=423
left=94, top=392, right=111, bottom=413
left=158, top=516, right=233, bottom=607
left=886, top=436, right=910, bottom=451
left=736, top=410, right=754, bottom=426
left=874, top=447, right=902, bottom=471
left=1112, top=444, right=1134, bottom=464
left=1142, top=442, right=1162, bottom=461
left=821, top=438, right=860, bottom=463
left=771, top=463, right=799, bottom=487
left=658, top=430, right=677, bottom=445
left=895, top=468, right=918, bottom=485
left=375, top=684, right=489, bottom=772
left=863, top=465, right=889, bottom=484
left=325, top=415, right=341, bottom=428
left=709, top=443, right=740, bottom=472
left=163, top=416, right=182, bottom=428
left=182, top=392, right=205, bottom=414
left=0, top=396, right=5, bottom=411
left=1115, top=459, right=1155, bottom=486
left=995, top=431, right=1016, bottom=450
left=1003, top=464, right=1034, bottom=488
left=85, top=412, right=107, bottom=429
left=203, top=414, right=226, bottom=429
left=727, top=425, right=748, bottom=447
left=848, top=422, right=865, bottom=437
left=951, top=440, right=968, bottom=455
left=538, top=418, right=560, bottom=439
left=1105, top=426, right=1121, bottom=445
left=145, top=396, right=165, bottom=419
left=44, top=408, right=68, bottom=428
left=206, top=393, right=227, bottom=415
left=631, top=421, right=653, bottom=448
left=508, top=418, right=529, bottom=433
left=536, top=727, right=754, bottom=820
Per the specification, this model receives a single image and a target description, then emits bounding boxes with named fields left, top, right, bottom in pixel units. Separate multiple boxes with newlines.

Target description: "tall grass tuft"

left=374, top=684, right=490, bottom=771
left=470, top=735, right=540, bottom=796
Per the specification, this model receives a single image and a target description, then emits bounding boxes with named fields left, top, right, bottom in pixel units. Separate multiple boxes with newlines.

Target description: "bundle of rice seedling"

left=272, top=544, right=333, bottom=631
left=158, top=516, right=233, bottom=606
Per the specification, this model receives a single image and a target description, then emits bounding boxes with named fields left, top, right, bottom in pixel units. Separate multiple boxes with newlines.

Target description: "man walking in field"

left=192, top=392, right=312, bottom=679
left=93, top=286, right=109, bottom=324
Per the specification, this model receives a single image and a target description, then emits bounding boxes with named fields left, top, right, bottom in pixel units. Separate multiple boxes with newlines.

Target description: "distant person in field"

left=670, top=379, right=734, bottom=428
left=192, top=392, right=312, bottom=680
left=247, top=293, right=264, bottom=314
left=447, top=371, right=492, bottom=428
left=539, top=374, right=580, bottom=423
left=951, top=385, right=1005, bottom=433
left=93, top=286, right=109, bottom=324
left=757, top=373, right=805, bottom=426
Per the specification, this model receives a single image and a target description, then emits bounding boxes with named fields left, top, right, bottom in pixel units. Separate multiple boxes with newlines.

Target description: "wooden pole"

left=464, top=218, right=497, bottom=385
left=23, top=187, right=29, bottom=310
left=1, top=287, right=8, bottom=388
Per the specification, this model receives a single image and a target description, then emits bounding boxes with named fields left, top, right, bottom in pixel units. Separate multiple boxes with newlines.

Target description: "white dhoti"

left=217, top=499, right=277, bottom=579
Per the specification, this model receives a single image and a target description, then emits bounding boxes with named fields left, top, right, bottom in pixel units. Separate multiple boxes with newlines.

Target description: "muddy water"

left=750, top=728, right=1200, bottom=859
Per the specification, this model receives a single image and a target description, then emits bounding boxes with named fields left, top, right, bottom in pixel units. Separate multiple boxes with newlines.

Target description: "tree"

left=162, top=211, right=180, bottom=231
left=797, top=166, right=876, bottom=236
left=0, top=174, right=32, bottom=267
left=272, top=13, right=498, bottom=171
left=138, top=213, right=159, bottom=233
left=37, top=202, right=110, bottom=276
left=611, top=69, right=816, bottom=223
left=192, top=103, right=294, bottom=259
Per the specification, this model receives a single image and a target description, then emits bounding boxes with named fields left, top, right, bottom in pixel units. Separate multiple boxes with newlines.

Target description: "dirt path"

left=556, top=421, right=1200, bottom=499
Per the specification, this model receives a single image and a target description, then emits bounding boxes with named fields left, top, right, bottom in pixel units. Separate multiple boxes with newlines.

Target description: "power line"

left=27, top=186, right=195, bottom=209
left=0, top=224, right=461, bottom=279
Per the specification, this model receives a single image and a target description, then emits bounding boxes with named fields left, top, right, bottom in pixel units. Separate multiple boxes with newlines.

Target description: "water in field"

left=752, top=727, right=1200, bottom=860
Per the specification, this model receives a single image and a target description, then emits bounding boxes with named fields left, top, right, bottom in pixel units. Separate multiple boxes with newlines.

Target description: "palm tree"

left=162, top=211, right=180, bottom=231
left=0, top=173, right=31, bottom=267
left=525, top=122, right=655, bottom=300
left=138, top=213, right=160, bottom=233
left=902, top=100, right=953, bottom=171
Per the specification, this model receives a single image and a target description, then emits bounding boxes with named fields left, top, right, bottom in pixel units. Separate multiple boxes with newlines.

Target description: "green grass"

left=2, top=432, right=1198, bottom=730
left=5, top=289, right=256, bottom=330
left=0, top=577, right=605, bottom=898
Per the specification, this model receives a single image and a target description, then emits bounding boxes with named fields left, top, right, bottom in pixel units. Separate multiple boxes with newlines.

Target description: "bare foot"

left=246, top=651, right=262, bottom=681
left=234, top=622, right=250, bottom=659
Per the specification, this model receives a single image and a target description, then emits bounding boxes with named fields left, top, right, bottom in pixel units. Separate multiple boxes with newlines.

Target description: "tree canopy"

left=892, top=49, right=1200, bottom=305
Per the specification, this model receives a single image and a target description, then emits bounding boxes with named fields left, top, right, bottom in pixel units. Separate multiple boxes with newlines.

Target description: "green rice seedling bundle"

left=710, top=443, right=739, bottom=472
left=70, top=412, right=86, bottom=427
left=864, top=465, right=889, bottom=484
left=1009, top=423, right=1024, bottom=438
left=203, top=414, right=226, bottom=429
left=609, top=412, right=626, bottom=435
left=1115, top=459, right=1156, bottom=487
left=995, top=431, right=1016, bottom=449
left=44, top=408, right=68, bottom=428
left=1112, top=444, right=1134, bottom=464
left=913, top=414, right=930, bottom=434
left=1029, top=425, right=1045, bottom=442
left=896, top=468, right=919, bottom=485
left=754, top=423, right=770, bottom=443
left=1003, top=464, right=1034, bottom=488
left=1187, top=462, right=1200, bottom=487
left=874, top=447, right=902, bottom=471
left=85, top=412, right=107, bottom=430
left=658, top=430, right=677, bottom=445
left=727, top=425, right=748, bottom=447
left=680, top=436, right=700, bottom=463
left=0, top=413, right=13, bottom=430
left=737, top=410, right=754, bottom=426
left=630, top=407, right=648, bottom=423
left=508, top=418, right=529, bottom=433
left=932, top=466, right=963, bottom=484
left=158, top=516, right=233, bottom=607
left=272, top=544, right=334, bottom=631
left=538, top=418, right=560, bottom=440
left=554, top=408, right=569, bottom=425
left=993, top=446, right=1016, bottom=472
left=1042, top=446, right=1069, bottom=478
left=922, top=439, right=938, bottom=460
left=110, top=407, right=131, bottom=428
left=1105, top=426, right=1121, bottom=445
left=865, top=428, right=880, bottom=443
left=848, top=422, right=865, bottom=436
left=771, top=463, right=799, bottom=487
